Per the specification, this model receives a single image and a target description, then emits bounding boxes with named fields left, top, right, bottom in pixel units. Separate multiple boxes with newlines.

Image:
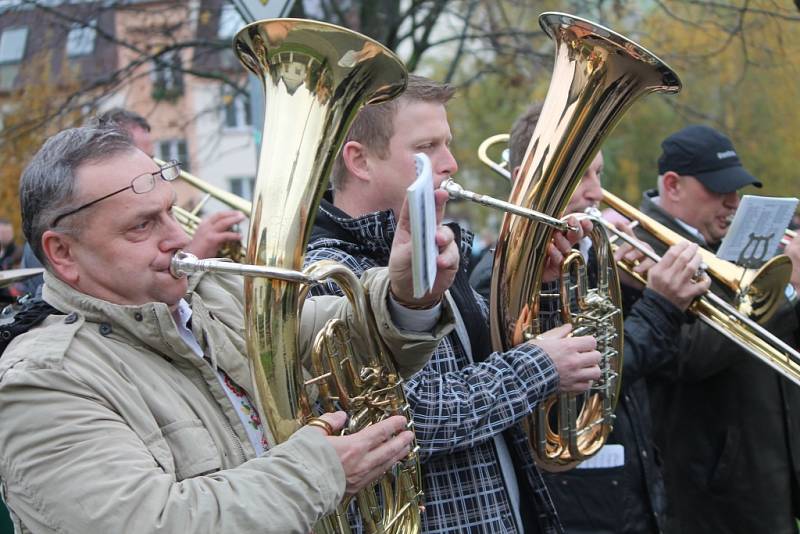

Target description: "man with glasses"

left=0, top=125, right=459, bottom=533
left=93, top=108, right=247, bottom=261
left=18, top=108, right=244, bottom=297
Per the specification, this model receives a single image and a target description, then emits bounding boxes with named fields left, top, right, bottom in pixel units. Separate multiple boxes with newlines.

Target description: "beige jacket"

left=0, top=268, right=453, bottom=534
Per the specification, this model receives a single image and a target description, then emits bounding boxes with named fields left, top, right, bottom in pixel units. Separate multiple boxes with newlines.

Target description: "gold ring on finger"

left=306, top=417, right=335, bottom=436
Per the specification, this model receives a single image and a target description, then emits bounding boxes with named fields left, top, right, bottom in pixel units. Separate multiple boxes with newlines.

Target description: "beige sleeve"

left=298, top=267, right=454, bottom=379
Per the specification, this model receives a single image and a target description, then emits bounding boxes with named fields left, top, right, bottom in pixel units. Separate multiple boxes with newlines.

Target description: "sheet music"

left=575, top=444, right=625, bottom=469
left=717, top=195, right=798, bottom=266
left=407, top=153, right=438, bottom=299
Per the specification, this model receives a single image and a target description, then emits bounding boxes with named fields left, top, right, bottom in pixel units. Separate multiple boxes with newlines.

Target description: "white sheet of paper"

left=575, top=444, right=625, bottom=469
left=407, top=153, right=438, bottom=299
left=717, top=195, right=798, bottom=265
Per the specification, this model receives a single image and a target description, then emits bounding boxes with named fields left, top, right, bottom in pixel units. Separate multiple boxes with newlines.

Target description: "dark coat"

left=637, top=189, right=800, bottom=534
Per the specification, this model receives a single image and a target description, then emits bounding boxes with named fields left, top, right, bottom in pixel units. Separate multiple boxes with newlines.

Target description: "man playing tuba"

left=0, top=125, right=460, bottom=533
left=306, top=75, right=603, bottom=534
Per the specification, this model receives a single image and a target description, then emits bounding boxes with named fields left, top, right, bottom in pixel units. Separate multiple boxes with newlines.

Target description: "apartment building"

left=0, top=0, right=257, bottom=214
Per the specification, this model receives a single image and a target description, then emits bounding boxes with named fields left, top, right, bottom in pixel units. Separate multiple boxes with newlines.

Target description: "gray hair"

left=91, top=107, right=151, bottom=133
left=20, top=126, right=136, bottom=267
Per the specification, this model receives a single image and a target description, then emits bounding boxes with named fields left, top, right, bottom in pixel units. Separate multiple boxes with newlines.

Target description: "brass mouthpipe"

left=440, top=179, right=577, bottom=233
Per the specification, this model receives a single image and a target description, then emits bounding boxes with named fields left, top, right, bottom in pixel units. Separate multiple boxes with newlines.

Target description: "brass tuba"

left=446, top=12, right=681, bottom=470
left=171, top=19, right=421, bottom=533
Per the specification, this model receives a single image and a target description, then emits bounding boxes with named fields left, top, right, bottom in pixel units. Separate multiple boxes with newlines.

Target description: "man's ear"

left=340, top=140, right=372, bottom=183
left=41, top=230, right=79, bottom=283
left=661, top=171, right=683, bottom=201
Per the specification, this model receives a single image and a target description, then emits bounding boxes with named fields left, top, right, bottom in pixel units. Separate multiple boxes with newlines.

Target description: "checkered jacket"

left=305, top=199, right=564, bottom=534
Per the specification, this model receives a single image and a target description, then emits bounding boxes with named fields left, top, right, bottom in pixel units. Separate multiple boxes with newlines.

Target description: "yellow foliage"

left=0, top=52, right=83, bottom=244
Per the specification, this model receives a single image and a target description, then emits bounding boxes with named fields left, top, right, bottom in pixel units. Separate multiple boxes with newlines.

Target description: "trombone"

left=475, top=132, right=800, bottom=387
left=155, top=158, right=252, bottom=260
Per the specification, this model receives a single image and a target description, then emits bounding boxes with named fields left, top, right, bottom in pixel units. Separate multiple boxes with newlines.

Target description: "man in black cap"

left=643, top=124, right=763, bottom=249
left=636, top=124, right=800, bottom=534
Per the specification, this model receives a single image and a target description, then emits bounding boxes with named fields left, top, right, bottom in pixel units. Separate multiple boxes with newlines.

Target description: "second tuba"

left=492, top=13, right=681, bottom=470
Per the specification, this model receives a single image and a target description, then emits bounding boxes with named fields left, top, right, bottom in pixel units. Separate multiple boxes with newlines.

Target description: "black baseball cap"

left=657, top=125, right=762, bottom=194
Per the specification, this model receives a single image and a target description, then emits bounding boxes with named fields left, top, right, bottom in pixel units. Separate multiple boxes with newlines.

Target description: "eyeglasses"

left=52, top=160, right=181, bottom=228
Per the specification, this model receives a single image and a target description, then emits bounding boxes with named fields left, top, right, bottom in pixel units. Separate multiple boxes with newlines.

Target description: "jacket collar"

left=40, top=271, right=232, bottom=371
left=310, top=195, right=397, bottom=262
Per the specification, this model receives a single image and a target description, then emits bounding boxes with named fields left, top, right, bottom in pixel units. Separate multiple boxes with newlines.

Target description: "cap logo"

left=717, top=150, right=737, bottom=160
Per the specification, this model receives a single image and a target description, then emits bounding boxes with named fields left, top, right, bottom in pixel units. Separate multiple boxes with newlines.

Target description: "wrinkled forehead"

left=73, top=147, right=155, bottom=197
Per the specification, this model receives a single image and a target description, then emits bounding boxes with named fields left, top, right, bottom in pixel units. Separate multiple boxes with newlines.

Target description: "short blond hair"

left=331, top=74, right=455, bottom=190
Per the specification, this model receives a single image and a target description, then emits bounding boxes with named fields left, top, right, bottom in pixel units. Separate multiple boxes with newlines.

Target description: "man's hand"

left=388, top=189, right=459, bottom=308
left=310, top=412, right=414, bottom=496
left=783, top=234, right=800, bottom=292
left=542, top=216, right=592, bottom=283
left=182, top=210, right=246, bottom=259
left=647, top=241, right=710, bottom=311
left=612, top=221, right=656, bottom=290
left=531, top=323, right=601, bottom=392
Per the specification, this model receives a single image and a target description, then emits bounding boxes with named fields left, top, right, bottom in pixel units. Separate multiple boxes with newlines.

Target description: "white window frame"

left=157, top=139, right=189, bottom=172
left=152, top=50, right=183, bottom=95
left=223, top=90, right=251, bottom=130
left=229, top=177, right=255, bottom=201
left=66, top=22, right=97, bottom=57
left=0, top=27, right=28, bottom=64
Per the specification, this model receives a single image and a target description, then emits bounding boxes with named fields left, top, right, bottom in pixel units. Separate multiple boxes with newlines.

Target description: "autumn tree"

left=0, top=52, right=82, bottom=245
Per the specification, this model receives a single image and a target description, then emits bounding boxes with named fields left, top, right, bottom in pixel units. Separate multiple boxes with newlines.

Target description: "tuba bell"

left=446, top=12, right=681, bottom=470
left=171, top=19, right=422, bottom=533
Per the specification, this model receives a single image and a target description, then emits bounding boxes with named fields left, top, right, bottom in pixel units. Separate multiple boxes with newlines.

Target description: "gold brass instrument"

left=170, top=19, right=421, bottom=533
left=154, top=158, right=252, bottom=261
left=478, top=137, right=800, bottom=388
left=446, top=12, right=682, bottom=471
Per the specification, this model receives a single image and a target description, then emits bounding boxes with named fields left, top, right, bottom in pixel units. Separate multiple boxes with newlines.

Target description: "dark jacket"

left=472, top=246, right=677, bottom=533
left=469, top=246, right=494, bottom=301
left=637, top=189, right=800, bottom=534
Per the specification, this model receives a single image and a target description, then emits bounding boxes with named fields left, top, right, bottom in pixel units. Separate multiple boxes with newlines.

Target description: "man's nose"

left=161, top=216, right=191, bottom=252
left=434, top=147, right=458, bottom=185
left=723, top=191, right=740, bottom=208
left=585, top=175, right=603, bottom=203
